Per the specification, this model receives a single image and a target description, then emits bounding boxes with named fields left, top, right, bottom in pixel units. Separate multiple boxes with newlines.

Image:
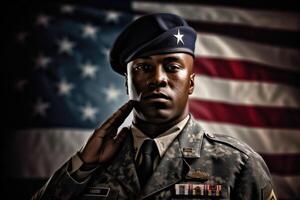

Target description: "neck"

left=133, top=114, right=189, bottom=138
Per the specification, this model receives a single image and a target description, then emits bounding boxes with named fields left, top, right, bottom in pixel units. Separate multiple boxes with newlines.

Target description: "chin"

left=138, top=108, right=173, bottom=123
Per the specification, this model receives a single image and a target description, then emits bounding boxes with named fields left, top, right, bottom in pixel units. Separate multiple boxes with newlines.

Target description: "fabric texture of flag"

left=3, top=0, right=300, bottom=199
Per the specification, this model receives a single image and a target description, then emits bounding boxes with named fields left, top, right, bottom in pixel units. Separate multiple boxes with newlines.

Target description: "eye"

left=165, top=63, right=181, bottom=72
left=134, top=63, right=152, bottom=72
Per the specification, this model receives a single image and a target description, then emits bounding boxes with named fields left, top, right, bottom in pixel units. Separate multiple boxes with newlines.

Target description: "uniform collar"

left=131, top=115, right=190, bottom=158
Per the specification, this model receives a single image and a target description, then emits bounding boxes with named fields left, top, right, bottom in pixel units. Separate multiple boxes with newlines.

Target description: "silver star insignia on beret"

left=173, top=29, right=184, bottom=45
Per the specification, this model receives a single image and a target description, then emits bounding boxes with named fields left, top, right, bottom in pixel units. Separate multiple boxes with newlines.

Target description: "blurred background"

left=2, top=0, right=300, bottom=199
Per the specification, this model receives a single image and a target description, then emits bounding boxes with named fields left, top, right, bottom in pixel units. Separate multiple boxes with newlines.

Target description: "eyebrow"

left=162, top=56, right=182, bottom=63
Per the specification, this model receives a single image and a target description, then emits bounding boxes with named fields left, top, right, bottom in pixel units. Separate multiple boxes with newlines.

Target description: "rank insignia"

left=182, top=147, right=200, bottom=158
left=267, top=190, right=277, bottom=200
left=182, top=147, right=195, bottom=157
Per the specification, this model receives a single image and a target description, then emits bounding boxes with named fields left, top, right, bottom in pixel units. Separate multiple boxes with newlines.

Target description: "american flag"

left=4, top=1, right=300, bottom=199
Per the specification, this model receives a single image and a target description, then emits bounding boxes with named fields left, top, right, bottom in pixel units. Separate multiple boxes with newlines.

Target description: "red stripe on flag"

left=134, top=0, right=300, bottom=11
left=193, top=57, right=300, bottom=88
left=189, top=21, right=300, bottom=48
left=261, top=154, right=300, bottom=175
left=189, top=99, right=300, bottom=129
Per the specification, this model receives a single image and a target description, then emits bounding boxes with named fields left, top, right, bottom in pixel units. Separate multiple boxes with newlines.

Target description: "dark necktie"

left=137, top=139, right=159, bottom=187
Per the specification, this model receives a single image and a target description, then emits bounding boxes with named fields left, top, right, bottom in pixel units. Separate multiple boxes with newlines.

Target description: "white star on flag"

left=102, top=84, right=121, bottom=102
left=82, top=24, right=98, bottom=39
left=57, top=37, right=76, bottom=55
left=36, top=14, right=51, bottom=27
left=101, top=47, right=110, bottom=62
left=81, top=103, right=98, bottom=121
left=173, top=29, right=184, bottom=45
left=81, top=62, right=98, bottom=78
left=35, top=53, right=52, bottom=69
left=33, top=98, right=50, bottom=117
left=60, top=5, right=75, bottom=14
left=106, top=11, right=120, bottom=23
left=57, top=79, right=74, bottom=96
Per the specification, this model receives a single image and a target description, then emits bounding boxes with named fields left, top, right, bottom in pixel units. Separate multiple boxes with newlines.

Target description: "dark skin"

left=126, top=53, right=195, bottom=137
left=79, top=53, right=194, bottom=164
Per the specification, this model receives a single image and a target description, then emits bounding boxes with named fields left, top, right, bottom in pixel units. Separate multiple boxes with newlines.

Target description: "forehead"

left=129, top=53, right=193, bottom=64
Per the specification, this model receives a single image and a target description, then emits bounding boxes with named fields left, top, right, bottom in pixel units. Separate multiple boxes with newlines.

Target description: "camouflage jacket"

left=32, top=117, right=276, bottom=200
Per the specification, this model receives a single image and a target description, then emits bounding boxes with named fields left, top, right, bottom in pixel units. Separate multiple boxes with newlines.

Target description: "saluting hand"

left=79, top=100, right=134, bottom=164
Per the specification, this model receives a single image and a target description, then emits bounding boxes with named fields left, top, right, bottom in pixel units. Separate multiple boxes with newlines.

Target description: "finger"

left=114, top=127, right=129, bottom=144
left=100, top=100, right=135, bottom=131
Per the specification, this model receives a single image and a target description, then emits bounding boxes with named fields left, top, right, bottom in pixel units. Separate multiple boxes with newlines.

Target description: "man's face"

left=126, top=53, right=195, bottom=123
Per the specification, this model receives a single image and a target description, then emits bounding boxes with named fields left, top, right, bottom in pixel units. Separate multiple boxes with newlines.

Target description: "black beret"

left=109, top=13, right=197, bottom=75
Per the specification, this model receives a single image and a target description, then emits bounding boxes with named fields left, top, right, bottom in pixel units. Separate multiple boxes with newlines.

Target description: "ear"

left=124, top=73, right=129, bottom=95
left=188, top=73, right=195, bottom=95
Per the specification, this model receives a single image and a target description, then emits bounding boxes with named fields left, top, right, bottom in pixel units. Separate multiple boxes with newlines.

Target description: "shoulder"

left=201, top=129, right=272, bottom=176
left=200, top=127, right=263, bottom=162
left=187, top=117, right=264, bottom=161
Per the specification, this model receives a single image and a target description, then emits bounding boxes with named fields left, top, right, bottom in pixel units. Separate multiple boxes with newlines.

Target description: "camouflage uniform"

left=32, top=116, right=276, bottom=200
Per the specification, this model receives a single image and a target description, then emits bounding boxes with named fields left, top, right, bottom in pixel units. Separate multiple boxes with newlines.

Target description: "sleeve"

left=231, top=153, right=277, bottom=200
left=70, top=153, right=99, bottom=180
left=31, top=153, right=99, bottom=200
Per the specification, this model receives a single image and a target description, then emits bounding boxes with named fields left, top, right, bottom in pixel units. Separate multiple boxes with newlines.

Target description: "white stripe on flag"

left=9, top=129, right=92, bottom=178
left=132, top=1, right=300, bottom=31
left=8, top=113, right=134, bottom=179
left=191, top=75, right=300, bottom=108
left=195, top=33, right=300, bottom=71
left=272, top=175, right=300, bottom=198
left=196, top=119, right=300, bottom=154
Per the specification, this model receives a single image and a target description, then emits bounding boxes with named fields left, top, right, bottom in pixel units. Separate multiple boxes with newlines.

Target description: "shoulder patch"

left=203, top=131, right=255, bottom=157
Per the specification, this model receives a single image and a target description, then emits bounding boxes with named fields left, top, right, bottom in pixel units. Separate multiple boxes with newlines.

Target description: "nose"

left=147, top=66, right=167, bottom=89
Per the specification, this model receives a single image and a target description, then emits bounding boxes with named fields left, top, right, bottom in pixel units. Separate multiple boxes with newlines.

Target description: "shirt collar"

left=131, top=115, right=190, bottom=159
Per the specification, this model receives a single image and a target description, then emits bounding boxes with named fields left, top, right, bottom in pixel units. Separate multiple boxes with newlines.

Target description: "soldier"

left=32, top=13, right=277, bottom=200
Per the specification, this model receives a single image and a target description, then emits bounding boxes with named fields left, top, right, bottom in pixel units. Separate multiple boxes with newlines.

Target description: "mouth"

left=142, top=92, right=171, bottom=104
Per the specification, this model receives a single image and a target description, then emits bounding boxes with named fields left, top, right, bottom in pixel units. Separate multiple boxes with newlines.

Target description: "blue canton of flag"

left=12, top=4, right=133, bottom=129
